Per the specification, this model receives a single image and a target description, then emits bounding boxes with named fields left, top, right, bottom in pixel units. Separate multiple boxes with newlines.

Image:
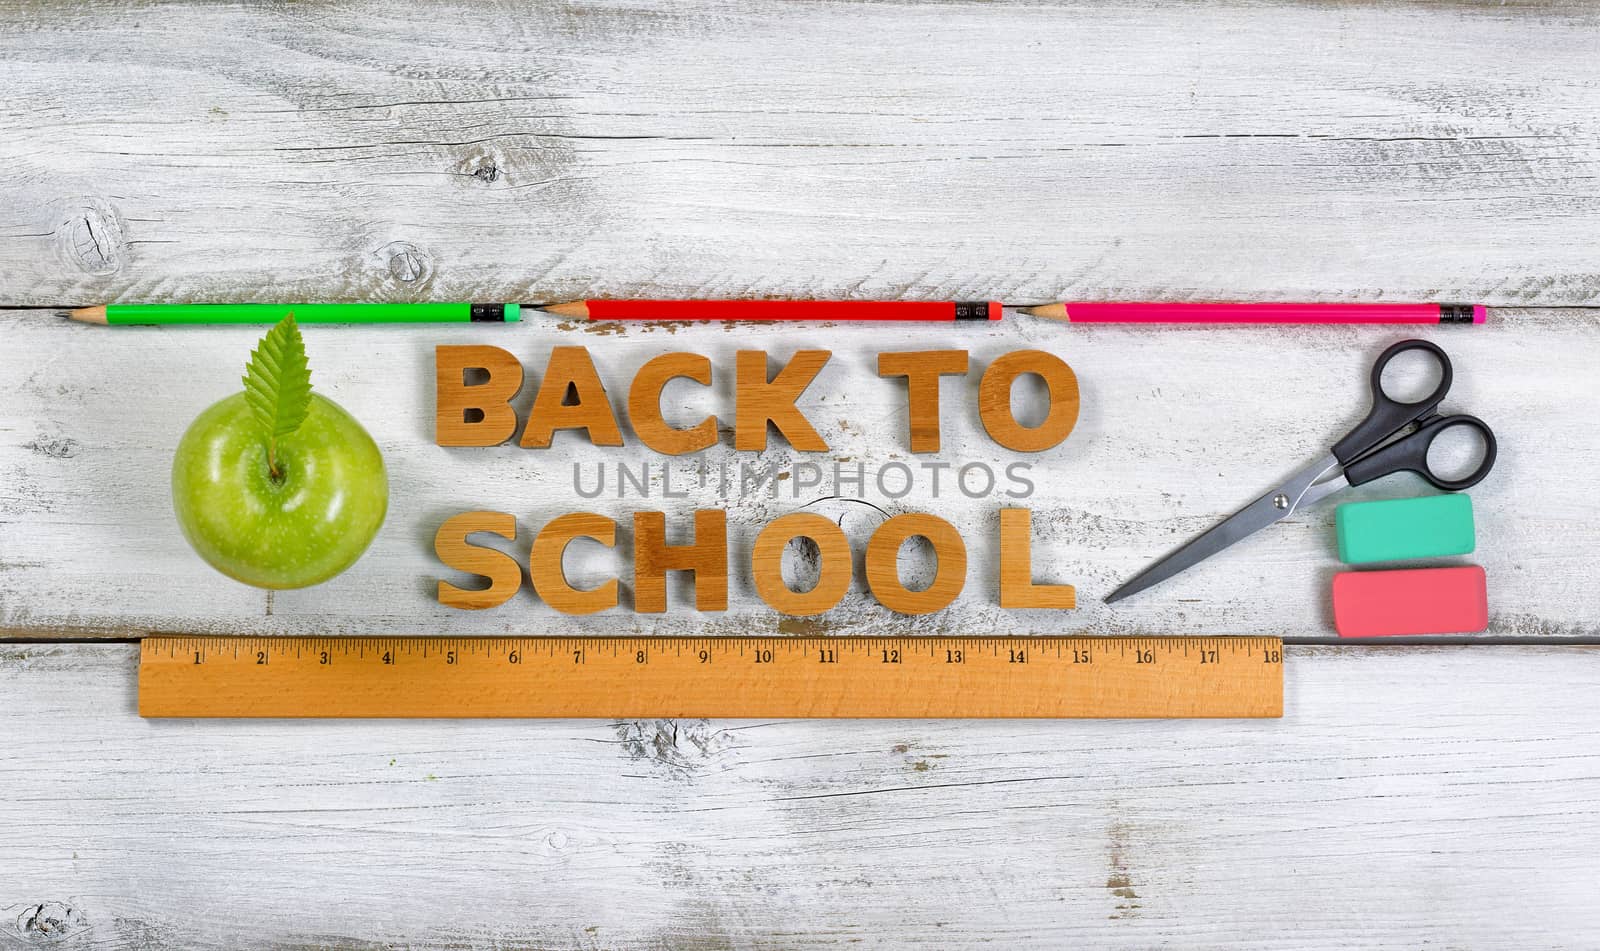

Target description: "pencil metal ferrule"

left=954, top=301, right=993, bottom=321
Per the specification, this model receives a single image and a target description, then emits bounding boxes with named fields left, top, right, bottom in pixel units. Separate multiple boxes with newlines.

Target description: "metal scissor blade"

left=1104, top=452, right=1341, bottom=604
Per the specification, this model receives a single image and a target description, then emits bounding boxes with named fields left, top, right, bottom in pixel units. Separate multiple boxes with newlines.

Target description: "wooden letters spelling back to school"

left=433, top=345, right=1080, bottom=615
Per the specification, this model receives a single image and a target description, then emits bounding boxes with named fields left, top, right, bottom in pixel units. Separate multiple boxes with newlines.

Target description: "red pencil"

left=538, top=299, right=1485, bottom=325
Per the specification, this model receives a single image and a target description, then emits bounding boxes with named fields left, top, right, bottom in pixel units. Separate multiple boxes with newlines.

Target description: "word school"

left=436, top=508, right=1075, bottom=616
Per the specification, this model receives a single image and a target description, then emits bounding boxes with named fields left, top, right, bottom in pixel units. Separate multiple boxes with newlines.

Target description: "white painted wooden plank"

left=0, top=642, right=1596, bottom=948
left=3, top=307, right=1596, bottom=639
left=2, top=0, right=1600, bottom=306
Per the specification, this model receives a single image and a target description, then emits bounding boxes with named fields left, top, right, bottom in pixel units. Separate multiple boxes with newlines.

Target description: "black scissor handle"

left=1332, top=339, right=1454, bottom=467
left=1343, top=413, right=1497, bottom=491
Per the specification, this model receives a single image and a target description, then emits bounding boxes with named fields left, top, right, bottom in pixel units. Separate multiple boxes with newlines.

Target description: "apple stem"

left=267, top=438, right=283, bottom=482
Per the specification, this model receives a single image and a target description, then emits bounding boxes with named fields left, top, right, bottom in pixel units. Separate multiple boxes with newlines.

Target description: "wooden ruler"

left=139, top=635, right=1283, bottom=719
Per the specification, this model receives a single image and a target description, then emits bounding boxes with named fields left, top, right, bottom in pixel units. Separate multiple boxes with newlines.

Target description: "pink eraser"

left=1473, top=304, right=1487, bottom=324
left=1332, top=566, right=1488, bottom=637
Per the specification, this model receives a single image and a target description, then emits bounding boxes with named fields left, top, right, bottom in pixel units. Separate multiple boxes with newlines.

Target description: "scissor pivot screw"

left=1273, top=494, right=1290, bottom=510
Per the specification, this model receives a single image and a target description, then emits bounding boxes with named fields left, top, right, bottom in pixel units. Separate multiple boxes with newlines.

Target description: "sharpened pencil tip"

left=1019, top=303, right=1069, bottom=321
left=537, top=300, right=590, bottom=319
left=68, top=305, right=108, bottom=324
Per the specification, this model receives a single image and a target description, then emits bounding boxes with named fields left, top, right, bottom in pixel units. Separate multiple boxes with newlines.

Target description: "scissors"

left=1105, top=339, right=1497, bottom=604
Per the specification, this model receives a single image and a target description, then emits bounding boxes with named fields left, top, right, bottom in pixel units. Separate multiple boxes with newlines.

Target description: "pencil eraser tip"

left=1473, top=304, right=1487, bottom=324
left=988, top=301, right=1003, bottom=321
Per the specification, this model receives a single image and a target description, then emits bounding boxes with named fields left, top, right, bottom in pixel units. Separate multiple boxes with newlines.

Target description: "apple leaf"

left=242, top=314, right=312, bottom=472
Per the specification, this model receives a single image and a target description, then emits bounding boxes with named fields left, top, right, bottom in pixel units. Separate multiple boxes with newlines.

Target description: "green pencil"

left=68, top=302, right=521, bottom=325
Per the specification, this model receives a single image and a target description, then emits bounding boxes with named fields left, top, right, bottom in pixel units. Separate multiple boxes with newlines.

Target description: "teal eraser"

left=1335, top=494, right=1475, bottom=565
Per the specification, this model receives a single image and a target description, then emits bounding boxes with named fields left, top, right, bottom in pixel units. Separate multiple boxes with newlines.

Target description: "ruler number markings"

left=158, top=638, right=1275, bottom=669
left=138, top=636, right=1284, bottom=718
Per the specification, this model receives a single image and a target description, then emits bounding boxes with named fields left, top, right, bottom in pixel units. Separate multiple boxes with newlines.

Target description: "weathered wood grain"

left=3, top=0, right=1600, bottom=306
left=3, top=307, right=1597, bottom=640
left=5, top=2, right=1600, bottom=947
left=1, top=642, right=1597, bottom=949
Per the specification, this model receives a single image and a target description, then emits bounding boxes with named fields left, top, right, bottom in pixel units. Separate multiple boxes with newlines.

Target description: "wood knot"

left=55, top=200, right=125, bottom=276
left=378, top=241, right=433, bottom=285
left=455, top=145, right=508, bottom=186
left=614, top=718, right=730, bottom=774
left=22, top=431, right=80, bottom=460
left=16, top=901, right=87, bottom=940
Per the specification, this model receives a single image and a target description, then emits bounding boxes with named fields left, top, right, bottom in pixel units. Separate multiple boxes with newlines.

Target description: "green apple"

left=171, top=318, right=387, bottom=589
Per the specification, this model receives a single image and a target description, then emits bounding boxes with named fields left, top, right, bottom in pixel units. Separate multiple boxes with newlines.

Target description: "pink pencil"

left=1019, top=302, right=1485, bottom=324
